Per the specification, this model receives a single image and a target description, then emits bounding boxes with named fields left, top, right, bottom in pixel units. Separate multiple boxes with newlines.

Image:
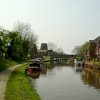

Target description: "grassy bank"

left=0, top=58, right=18, bottom=72
left=0, top=58, right=30, bottom=72
left=4, top=64, right=40, bottom=100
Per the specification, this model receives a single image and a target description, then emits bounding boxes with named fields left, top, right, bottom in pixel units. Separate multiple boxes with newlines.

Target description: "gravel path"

left=0, top=63, right=27, bottom=100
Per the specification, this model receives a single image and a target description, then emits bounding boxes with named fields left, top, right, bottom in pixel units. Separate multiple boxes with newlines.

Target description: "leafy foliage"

left=72, top=42, right=89, bottom=57
left=0, top=21, right=38, bottom=60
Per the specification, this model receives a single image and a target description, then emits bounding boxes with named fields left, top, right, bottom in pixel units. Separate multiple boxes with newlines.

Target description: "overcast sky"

left=0, top=0, right=100, bottom=54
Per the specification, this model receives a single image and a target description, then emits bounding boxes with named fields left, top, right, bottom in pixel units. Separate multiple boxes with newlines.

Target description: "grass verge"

left=4, top=64, right=40, bottom=100
left=0, top=58, right=30, bottom=72
left=0, top=58, right=18, bottom=72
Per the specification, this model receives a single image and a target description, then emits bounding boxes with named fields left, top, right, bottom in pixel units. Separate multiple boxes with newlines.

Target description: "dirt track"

left=0, top=63, right=27, bottom=100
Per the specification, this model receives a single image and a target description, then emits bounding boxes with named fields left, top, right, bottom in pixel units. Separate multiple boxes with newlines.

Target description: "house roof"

left=38, top=50, right=47, bottom=53
left=94, top=36, right=100, bottom=43
left=89, top=36, right=100, bottom=43
left=47, top=50, right=54, bottom=52
left=89, top=40, right=95, bottom=43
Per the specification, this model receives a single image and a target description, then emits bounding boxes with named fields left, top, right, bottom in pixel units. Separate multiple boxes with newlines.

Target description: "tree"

left=0, top=30, right=4, bottom=53
left=0, top=27, right=9, bottom=57
left=29, top=44, right=37, bottom=56
left=72, top=46, right=81, bottom=55
left=56, top=48, right=64, bottom=54
left=47, top=42, right=57, bottom=51
left=7, top=31, right=22, bottom=60
left=72, top=42, right=89, bottom=57
left=80, top=42, right=89, bottom=53
left=13, top=21, right=38, bottom=58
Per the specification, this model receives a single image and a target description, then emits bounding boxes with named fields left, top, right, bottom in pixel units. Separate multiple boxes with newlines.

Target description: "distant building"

left=39, top=43, right=48, bottom=56
left=85, top=36, right=100, bottom=58
left=40, top=43, right=48, bottom=50
left=38, top=43, right=54, bottom=56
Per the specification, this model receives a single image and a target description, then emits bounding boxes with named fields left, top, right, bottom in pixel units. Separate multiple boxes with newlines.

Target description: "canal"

left=29, top=61, right=100, bottom=100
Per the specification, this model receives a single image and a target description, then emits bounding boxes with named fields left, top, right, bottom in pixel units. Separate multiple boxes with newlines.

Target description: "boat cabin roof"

left=75, top=57, right=83, bottom=61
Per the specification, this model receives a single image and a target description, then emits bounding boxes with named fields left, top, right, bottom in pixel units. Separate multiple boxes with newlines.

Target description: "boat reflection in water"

left=27, top=65, right=47, bottom=79
left=74, top=66, right=83, bottom=72
left=27, top=71, right=41, bottom=79
left=27, top=60, right=67, bottom=79
left=81, top=67, right=100, bottom=89
left=28, top=61, right=100, bottom=100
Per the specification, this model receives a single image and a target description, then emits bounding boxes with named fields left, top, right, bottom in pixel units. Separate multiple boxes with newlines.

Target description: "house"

left=46, top=50, right=54, bottom=55
left=38, top=49, right=48, bottom=56
left=40, top=43, right=48, bottom=50
left=86, top=36, right=100, bottom=58
left=38, top=43, right=54, bottom=56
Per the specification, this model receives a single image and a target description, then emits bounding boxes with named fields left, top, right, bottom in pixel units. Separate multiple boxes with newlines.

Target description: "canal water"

left=29, top=61, right=100, bottom=100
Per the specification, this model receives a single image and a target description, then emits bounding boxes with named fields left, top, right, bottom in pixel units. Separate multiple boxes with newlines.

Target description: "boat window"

left=76, top=57, right=82, bottom=61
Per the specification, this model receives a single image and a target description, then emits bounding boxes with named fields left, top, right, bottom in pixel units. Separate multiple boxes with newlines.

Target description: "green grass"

left=4, top=64, right=40, bottom=100
left=92, top=61, right=100, bottom=68
left=0, top=58, right=30, bottom=72
left=0, top=58, right=19, bottom=72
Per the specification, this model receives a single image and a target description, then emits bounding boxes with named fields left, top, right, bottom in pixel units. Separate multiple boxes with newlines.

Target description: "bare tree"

left=56, top=48, right=64, bottom=54
left=13, top=21, right=38, bottom=57
left=13, top=21, right=38, bottom=43
left=72, top=46, right=81, bottom=55
left=47, top=42, right=57, bottom=51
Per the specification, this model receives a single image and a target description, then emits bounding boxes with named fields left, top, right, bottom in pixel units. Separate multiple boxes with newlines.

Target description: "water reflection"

left=28, top=61, right=100, bottom=89
left=28, top=61, right=67, bottom=79
left=81, top=67, right=100, bottom=89
left=28, top=71, right=40, bottom=79
left=74, top=66, right=83, bottom=72
left=28, top=61, right=100, bottom=100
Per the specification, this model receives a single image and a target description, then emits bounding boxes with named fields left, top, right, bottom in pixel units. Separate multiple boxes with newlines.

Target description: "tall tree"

left=29, top=44, right=38, bottom=56
left=56, top=48, right=64, bottom=54
left=13, top=21, right=38, bottom=58
left=7, top=31, right=22, bottom=60
left=0, top=27, right=9, bottom=57
left=47, top=42, right=57, bottom=51
left=72, top=42, right=89, bottom=57
left=72, top=46, right=81, bottom=55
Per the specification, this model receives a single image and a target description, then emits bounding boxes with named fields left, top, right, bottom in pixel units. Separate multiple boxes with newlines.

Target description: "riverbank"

left=0, top=58, right=29, bottom=72
left=4, top=64, right=40, bottom=100
left=0, top=58, right=41, bottom=100
left=84, top=60, right=100, bottom=70
left=0, top=63, right=27, bottom=100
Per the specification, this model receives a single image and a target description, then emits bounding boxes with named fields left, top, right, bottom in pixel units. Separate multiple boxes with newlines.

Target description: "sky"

left=0, top=0, right=100, bottom=54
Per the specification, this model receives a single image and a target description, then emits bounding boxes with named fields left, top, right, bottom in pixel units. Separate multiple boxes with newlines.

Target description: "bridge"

left=49, top=54, right=76, bottom=60
left=32, top=50, right=76, bottom=60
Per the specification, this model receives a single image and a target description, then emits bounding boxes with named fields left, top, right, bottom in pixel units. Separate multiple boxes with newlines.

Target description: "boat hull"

left=27, top=67, right=41, bottom=71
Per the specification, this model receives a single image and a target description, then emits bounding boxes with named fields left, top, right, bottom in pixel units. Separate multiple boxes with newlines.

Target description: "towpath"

left=0, top=63, right=27, bottom=100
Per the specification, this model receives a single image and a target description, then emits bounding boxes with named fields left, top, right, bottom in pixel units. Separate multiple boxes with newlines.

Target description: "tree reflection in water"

left=28, top=61, right=100, bottom=100
left=81, top=67, right=100, bottom=89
